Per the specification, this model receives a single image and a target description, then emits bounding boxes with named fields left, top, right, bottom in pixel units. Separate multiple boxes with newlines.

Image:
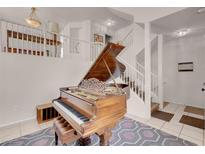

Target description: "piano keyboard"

left=53, top=99, right=89, bottom=125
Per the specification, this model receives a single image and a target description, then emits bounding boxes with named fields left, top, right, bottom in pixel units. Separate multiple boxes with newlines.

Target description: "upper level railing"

left=0, top=20, right=63, bottom=57
left=0, top=19, right=104, bottom=61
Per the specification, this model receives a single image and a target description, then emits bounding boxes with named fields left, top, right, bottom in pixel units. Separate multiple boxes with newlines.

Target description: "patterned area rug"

left=0, top=118, right=195, bottom=146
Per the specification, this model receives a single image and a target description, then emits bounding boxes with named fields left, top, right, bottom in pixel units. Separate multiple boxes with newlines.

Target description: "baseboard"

left=0, top=116, right=36, bottom=128
left=125, top=113, right=149, bottom=121
left=163, top=100, right=204, bottom=109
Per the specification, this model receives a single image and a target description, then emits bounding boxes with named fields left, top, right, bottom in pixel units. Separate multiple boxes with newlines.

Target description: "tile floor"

left=127, top=103, right=205, bottom=146
left=0, top=103, right=204, bottom=146
left=0, top=119, right=53, bottom=144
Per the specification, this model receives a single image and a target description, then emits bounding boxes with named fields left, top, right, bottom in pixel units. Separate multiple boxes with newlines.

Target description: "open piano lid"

left=79, top=42, right=125, bottom=86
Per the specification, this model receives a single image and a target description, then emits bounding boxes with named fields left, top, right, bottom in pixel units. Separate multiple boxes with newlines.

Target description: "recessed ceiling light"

left=105, top=19, right=115, bottom=27
left=197, top=8, right=205, bottom=14
left=174, top=28, right=191, bottom=37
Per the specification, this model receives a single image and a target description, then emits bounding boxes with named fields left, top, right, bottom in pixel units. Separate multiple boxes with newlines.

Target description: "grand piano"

left=52, top=42, right=129, bottom=146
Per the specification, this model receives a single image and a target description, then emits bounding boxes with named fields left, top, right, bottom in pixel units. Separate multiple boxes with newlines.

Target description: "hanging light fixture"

left=25, top=7, right=41, bottom=28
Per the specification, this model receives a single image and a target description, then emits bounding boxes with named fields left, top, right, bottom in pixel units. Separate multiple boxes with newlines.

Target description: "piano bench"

left=54, top=116, right=80, bottom=145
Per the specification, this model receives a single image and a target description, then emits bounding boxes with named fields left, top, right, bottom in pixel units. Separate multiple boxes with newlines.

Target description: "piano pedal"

left=74, top=131, right=78, bottom=135
left=76, top=137, right=91, bottom=146
left=55, top=132, right=58, bottom=146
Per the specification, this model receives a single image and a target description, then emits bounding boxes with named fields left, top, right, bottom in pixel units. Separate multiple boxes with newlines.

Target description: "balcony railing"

left=0, top=20, right=105, bottom=60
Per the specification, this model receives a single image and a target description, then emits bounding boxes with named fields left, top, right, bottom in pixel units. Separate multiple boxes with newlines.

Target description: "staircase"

left=116, top=25, right=158, bottom=100
left=114, top=23, right=160, bottom=118
left=151, top=102, right=160, bottom=114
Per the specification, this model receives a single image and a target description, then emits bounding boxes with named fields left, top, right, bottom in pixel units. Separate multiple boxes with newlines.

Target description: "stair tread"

left=151, top=102, right=160, bottom=114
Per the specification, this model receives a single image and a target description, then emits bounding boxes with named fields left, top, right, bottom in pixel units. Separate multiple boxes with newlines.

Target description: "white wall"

left=114, top=23, right=145, bottom=67
left=135, top=38, right=158, bottom=74
left=163, top=35, right=205, bottom=108
left=0, top=53, right=90, bottom=127
left=115, top=78, right=148, bottom=119
left=115, top=23, right=157, bottom=68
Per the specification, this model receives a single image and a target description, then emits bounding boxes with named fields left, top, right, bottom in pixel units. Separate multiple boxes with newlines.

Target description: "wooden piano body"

left=52, top=43, right=129, bottom=145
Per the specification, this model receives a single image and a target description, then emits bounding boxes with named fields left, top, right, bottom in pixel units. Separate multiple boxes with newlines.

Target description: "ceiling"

left=151, top=7, right=205, bottom=38
left=0, top=7, right=133, bottom=31
left=112, top=7, right=185, bottom=23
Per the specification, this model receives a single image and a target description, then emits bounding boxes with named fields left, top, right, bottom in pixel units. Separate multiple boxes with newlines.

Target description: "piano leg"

left=76, top=137, right=91, bottom=146
left=55, top=132, right=58, bottom=145
left=99, top=129, right=112, bottom=146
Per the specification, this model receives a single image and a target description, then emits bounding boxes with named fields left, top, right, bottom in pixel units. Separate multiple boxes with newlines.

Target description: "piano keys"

left=52, top=42, right=129, bottom=145
left=53, top=99, right=89, bottom=125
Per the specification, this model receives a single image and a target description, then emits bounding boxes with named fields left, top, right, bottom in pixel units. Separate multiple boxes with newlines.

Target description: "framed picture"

left=178, top=62, right=194, bottom=72
left=94, top=34, right=104, bottom=43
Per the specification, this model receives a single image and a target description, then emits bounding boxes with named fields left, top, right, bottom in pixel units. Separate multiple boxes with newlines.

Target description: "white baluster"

left=44, top=33, right=47, bottom=56
left=89, top=42, right=91, bottom=61
left=36, top=30, right=38, bottom=55
left=31, top=28, right=34, bottom=54
left=143, top=80, right=144, bottom=97
left=16, top=24, right=18, bottom=53
left=11, top=23, right=13, bottom=53
left=40, top=31, right=42, bottom=56
left=130, top=70, right=132, bottom=90
left=25, top=28, right=28, bottom=55
left=137, top=71, right=139, bottom=95
left=141, top=76, right=143, bottom=99
left=0, top=21, right=2, bottom=52
left=48, top=33, right=50, bottom=57
left=131, top=71, right=133, bottom=90
left=21, top=26, right=24, bottom=54
left=92, top=43, right=94, bottom=60
left=4, top=21, right=8, bottom=52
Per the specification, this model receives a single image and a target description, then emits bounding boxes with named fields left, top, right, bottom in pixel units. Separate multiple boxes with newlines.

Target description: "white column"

left=144, top=22, right=151, bottom=118
left=158, top=34, right=164, bottom=109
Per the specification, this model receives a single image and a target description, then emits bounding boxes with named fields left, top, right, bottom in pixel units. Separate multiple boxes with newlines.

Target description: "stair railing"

left=117, top=56, right=145, bottom=101
left=117, top=24, right=159, bottom=100
left=136, top=60, right=145, bottom=75
left=136, top=60, right=158, bottom=98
